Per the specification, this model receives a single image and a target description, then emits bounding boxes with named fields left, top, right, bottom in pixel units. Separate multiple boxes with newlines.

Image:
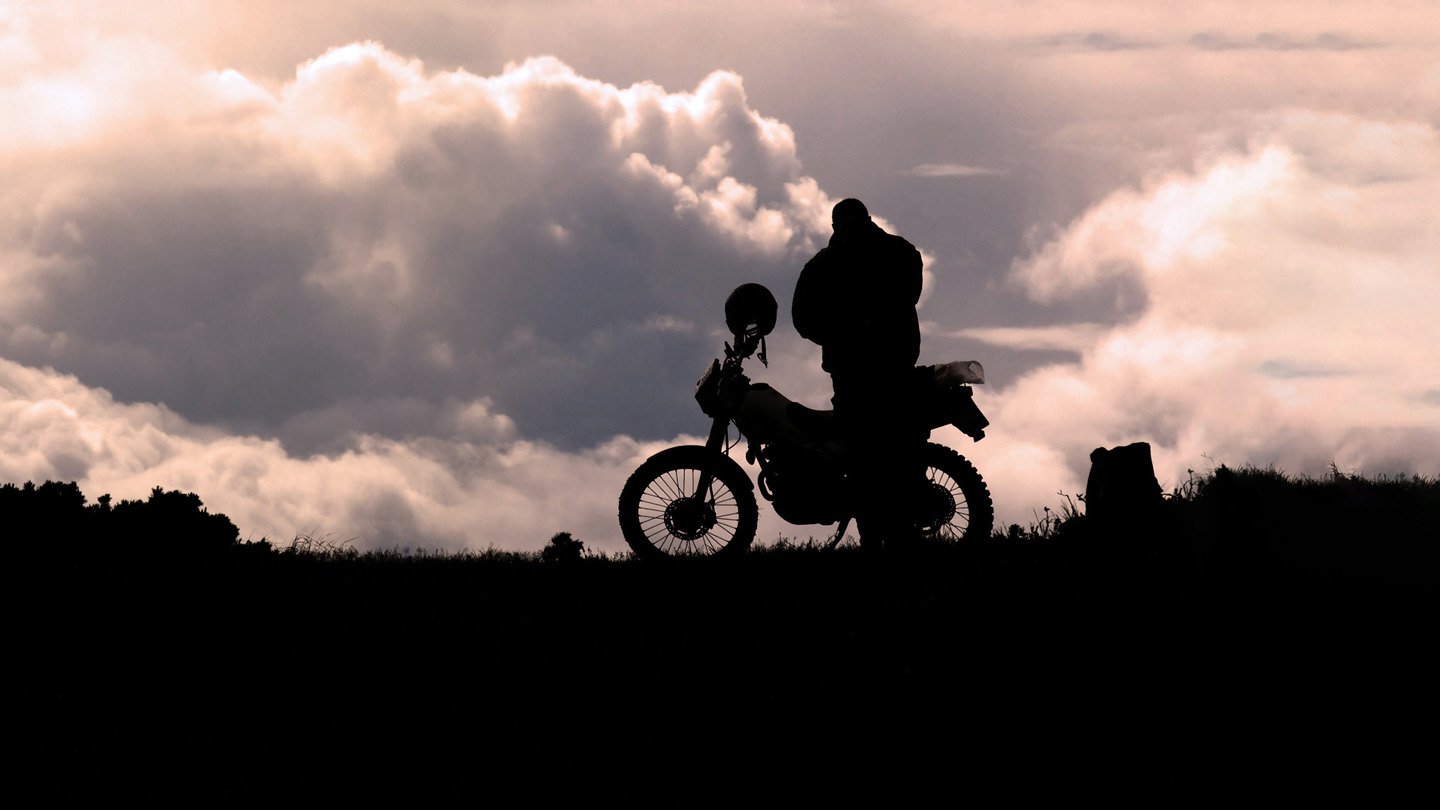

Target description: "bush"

left=2, top=480, right=244, bottom=560
left=541, top=531, right=585, bottom=563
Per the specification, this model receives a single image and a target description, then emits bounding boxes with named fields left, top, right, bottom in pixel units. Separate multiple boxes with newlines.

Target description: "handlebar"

left=725, top=328, right=767, bottom=366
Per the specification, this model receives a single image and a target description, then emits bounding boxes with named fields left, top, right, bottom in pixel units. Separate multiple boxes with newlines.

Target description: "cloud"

left=906, top=1, right=1437, bottom=48
left=902, top=163, right=1008, bottom=178
left=0, top=38, right=841, bottom=452
left=1032, top=30, right=1385, bottom=54
left=0, top=352, right=826, bottom=552
left=1188, top=32, right=1380, bottom=52
left=949, top=324, right=1106, bottom=354
left=956, top=110, right=1440, bottom=527
left=0, top=27, right=862, bottom=550
left=1035, top=32, right=1157, bottom=52
left=5, top=3, right=1438, bottom=551
left=0, top=355, right=698, bottom=552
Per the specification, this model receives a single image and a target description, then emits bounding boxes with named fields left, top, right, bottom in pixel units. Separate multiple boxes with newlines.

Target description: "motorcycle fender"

left=951, top=391, right=990, bottom=441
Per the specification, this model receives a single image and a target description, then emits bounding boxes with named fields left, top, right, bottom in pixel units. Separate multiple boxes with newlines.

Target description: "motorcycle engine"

left=756, top=445, right=847, bottom=526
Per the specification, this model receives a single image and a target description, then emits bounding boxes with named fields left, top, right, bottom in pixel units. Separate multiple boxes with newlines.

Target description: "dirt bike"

left=617, top=283, right=994, bottom=559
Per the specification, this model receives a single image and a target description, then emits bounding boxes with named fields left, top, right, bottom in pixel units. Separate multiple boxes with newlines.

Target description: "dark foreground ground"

left=12, top=533, right=1431, bottom=801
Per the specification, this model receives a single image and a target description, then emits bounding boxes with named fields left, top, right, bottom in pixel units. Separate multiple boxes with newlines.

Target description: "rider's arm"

left=901, top=239, right=923, bottom=306
left=792, top=251, right=831, bottom=345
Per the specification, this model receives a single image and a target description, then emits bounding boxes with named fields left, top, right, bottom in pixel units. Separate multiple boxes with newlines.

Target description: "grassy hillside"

left=9, top=470, right=1434, bottom=798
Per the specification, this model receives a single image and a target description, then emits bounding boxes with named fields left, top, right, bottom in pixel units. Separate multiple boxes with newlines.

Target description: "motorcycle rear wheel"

left=917, top=442, right=995, bottom=543
left=618, top=445, right=758, bottom=560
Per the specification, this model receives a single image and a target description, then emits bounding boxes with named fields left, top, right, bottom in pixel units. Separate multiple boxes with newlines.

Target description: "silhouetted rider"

left=792, top=198, right=926, bottom=550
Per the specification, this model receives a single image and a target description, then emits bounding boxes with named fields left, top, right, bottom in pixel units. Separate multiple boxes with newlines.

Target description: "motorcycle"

left=617, top=283, right=994, bottom=559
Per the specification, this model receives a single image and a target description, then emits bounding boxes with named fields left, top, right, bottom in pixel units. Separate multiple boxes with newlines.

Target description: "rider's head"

left=831, top=198, right=870, bottom=231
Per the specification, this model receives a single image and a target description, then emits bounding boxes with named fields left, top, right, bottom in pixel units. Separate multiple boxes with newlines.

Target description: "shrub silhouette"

left=110, top=486, right=241, bottom=555
left=6, top=467, right=1433, bottom=583
left=981, top=463, right=1437, bottom=588
left=2, top=481, right=93, bottom=543
left=1186, top=465, right=1438, bottom=583
left=541, top=531, right=585, bottom=563
left=2, top=480, right=243, bottom=560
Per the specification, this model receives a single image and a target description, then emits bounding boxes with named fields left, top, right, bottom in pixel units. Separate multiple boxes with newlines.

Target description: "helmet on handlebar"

left=724, top=283, right=777, bottom=338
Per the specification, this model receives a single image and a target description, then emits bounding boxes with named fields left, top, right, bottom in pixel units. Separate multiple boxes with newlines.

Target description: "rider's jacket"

left=791, top=216, right=923, bottom=376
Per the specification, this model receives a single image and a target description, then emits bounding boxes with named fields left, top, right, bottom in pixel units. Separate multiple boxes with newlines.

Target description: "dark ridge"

left=8, top=471, right=1432, bottom=798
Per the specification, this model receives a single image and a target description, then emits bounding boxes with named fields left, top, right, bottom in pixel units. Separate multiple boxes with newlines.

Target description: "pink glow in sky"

left=3, top=2, right=1438, bottom=550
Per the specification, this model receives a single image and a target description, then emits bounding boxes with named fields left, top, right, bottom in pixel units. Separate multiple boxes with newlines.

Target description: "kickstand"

left=825, top=517, right=853, bottom=550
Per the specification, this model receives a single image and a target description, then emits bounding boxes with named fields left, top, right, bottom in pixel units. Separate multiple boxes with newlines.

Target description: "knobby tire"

left=618, top=445, right=758, bottom=560
left=919, top=442, right=995, bottom=543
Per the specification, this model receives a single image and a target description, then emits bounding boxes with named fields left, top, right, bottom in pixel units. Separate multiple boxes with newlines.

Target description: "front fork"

left=705, top=416, right=729, bottom=454
left=687, top=416, right=731, bottom=500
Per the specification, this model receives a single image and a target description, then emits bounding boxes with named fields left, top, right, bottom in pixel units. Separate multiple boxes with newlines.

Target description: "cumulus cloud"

left=0, top=356, right=691, bottom=551
left=0, top=25, right=863, bottom=549
left=5, top=2, right=1438, bottom=550
left=0, top=38, right=839, bottom=451
left=0, top=352, right=822, bottom=552
left=955, top=110, right=1440, bottom=528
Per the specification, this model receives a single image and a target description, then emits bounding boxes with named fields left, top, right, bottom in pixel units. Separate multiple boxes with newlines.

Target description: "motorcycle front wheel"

left=917, top=442, right=995, bottom=543
left=618, top=445, right=759, bottom=560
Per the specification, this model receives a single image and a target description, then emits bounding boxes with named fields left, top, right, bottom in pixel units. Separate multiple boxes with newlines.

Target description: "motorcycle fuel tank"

left=733, top=383, right=811, bottom=446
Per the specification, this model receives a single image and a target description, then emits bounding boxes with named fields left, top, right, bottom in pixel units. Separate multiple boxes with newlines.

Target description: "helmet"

left=724, top=283, right=777, bottom=338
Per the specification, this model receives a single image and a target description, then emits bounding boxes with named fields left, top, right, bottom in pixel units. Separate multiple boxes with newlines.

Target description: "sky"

left=3, top=0, right=1438, bottom=552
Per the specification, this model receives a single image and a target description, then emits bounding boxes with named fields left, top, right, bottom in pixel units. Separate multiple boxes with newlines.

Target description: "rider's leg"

left=834, top=368, right=924, bottom=552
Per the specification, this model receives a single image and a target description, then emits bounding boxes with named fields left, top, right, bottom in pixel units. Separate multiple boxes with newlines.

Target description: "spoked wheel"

left=915, top=442, right=994, bottom=543
left=618, top=445, right=758, bottom=560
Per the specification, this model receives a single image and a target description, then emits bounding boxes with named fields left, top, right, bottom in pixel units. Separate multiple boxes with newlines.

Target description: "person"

left=792, top=198, right=927, bottom=551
